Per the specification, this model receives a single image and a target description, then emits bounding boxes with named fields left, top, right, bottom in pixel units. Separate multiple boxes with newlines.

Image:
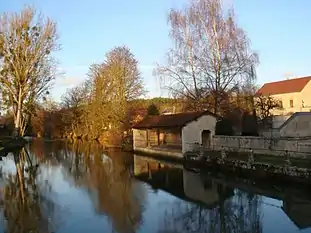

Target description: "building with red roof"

left=256, top=76, right=311, bottom=115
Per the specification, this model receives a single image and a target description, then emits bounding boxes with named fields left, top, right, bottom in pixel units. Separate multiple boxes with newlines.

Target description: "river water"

left=0, top=140, right=310, bottom=233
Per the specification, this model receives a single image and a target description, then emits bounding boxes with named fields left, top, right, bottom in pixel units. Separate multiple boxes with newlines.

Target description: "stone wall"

left=259, top=129, right=280, bottom=138
left=272, top=115, right=291, bottom=128
left=259, top=113, right=311, bottom=138
left=133, top=129, right=147, bottom=149
left=279, top=112, right=311, bottom=137
left=212, top=135, right=311, bottom=158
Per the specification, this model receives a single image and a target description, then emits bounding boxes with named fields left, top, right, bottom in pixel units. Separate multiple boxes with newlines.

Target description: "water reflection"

left=0, top=148, right=60, bottom=233
left=61, top=142, right=145, bottom=233
left=0, top=141, right=310, bottom=233
left=134, top=155, right=262, bottom=233
left=133, top=155, right=311, bottom=233
left=34, top=140, right=146, bottom=233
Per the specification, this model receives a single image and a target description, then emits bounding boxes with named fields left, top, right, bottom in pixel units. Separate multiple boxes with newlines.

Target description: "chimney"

left=284, top=72, right=293, bottom=80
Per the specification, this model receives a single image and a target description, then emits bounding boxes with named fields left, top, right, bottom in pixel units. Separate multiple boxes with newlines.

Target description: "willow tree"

left=0, top=6, right=59, bottom=136
left=87, top=46, right=145, bottom=137
left=157, top=0, right=258, bottom=114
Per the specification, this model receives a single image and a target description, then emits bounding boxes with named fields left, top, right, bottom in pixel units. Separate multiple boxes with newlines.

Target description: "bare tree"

left=59, top=81, right=89, bottom=137
left=255, top=94, right=282, bottom=128
left=61, top=83, right=89, bottom=109
left=0, top=6, right=59, bottom=136
left=156, top=0, right=258, bottom=114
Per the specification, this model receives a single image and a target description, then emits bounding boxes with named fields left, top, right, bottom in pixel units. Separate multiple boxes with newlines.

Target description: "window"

left=279, top=100, right=283, bottom=108
left=290, top=100, right=294, bottom=108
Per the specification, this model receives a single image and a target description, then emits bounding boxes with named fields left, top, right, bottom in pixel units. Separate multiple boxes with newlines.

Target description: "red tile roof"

left=132, top=111, right=217, bottom=129
left=255, top=76, right=311, bottom=96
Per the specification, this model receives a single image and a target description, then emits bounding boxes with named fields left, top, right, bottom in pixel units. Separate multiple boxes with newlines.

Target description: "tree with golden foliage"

left=85, top=46, right=145, bottom=140
left=0, top=6, right=59, bottom=136
left=156, top=0, right=258, bottom=114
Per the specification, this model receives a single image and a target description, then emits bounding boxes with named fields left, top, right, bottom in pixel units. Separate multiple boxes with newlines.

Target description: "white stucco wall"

left=182, top=114, right=217, bottom=153
left=300, top=80, right=311, bottom=111
left=268, top=92, right=302, bottom=115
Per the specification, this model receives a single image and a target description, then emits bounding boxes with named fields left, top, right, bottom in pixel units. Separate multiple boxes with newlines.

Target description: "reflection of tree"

left=160, top=184, right=262, bottom=233
left=0, top=148, right=60, bottom=233
left=61, top=141, right=145, bottom=233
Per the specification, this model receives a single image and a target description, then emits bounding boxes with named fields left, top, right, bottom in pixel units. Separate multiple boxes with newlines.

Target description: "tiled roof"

left=255, top=76, right=311, bottom=96
left=132, top=111, right=217, bottom=129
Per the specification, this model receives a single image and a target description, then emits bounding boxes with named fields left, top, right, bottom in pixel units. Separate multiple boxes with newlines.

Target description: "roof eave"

left=255, top=91, right=302, bottom=96
left=132, top=111, right=218, bottom=130
left=133, top=125, right=183, bottom=130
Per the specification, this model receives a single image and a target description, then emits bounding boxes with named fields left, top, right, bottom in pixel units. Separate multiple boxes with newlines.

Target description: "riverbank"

left=27, top=135, right=134, bottom=152
left=134, top=150, right=311, bottom=186
left=0, top=137, right=28, bottom=157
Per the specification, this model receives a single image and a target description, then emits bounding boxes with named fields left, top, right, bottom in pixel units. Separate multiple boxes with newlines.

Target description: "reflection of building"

left=133, top=154, right=181, bottom=177
left=134, top=154, right=184, bottom=195
left=200, top=169, right=311, bottom=230
left=282, top=200, right=311, bottom=230
left=132, top=111, right=217, bottom=157
left=134, top=155, right=233, bottom=209
left=134, top=155, right=311, bottom=231
left=183, top=169, right=233, bottom=208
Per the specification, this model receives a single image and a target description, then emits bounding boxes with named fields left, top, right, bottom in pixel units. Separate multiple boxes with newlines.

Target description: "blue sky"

left=2, top=0, right=311, bottom=101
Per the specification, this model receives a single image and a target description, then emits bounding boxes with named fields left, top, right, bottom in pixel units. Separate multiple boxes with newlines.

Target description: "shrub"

left=147, top=103, right=160, bottom=116
left=215, top=118, right=234, bottom=136
left=241, top=111, right=258, bottom=136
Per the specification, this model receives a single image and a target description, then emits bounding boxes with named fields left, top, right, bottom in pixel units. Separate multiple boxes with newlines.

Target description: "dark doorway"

left=201, top=130, right=211, bottom=148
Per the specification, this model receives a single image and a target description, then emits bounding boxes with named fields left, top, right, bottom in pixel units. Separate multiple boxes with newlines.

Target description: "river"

left=0, top=139, right=310, bottom=233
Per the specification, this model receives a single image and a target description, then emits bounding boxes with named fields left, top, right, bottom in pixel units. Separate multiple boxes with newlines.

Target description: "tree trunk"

left=214, top=94, right=219, bottom=115
left=14, top=152, right=25, bottom=203
left=14, top=88, right=23, bottom=138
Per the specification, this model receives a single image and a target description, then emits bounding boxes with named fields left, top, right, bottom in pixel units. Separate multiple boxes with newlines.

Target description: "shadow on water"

left=0, top=140, right=311, bottom=233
